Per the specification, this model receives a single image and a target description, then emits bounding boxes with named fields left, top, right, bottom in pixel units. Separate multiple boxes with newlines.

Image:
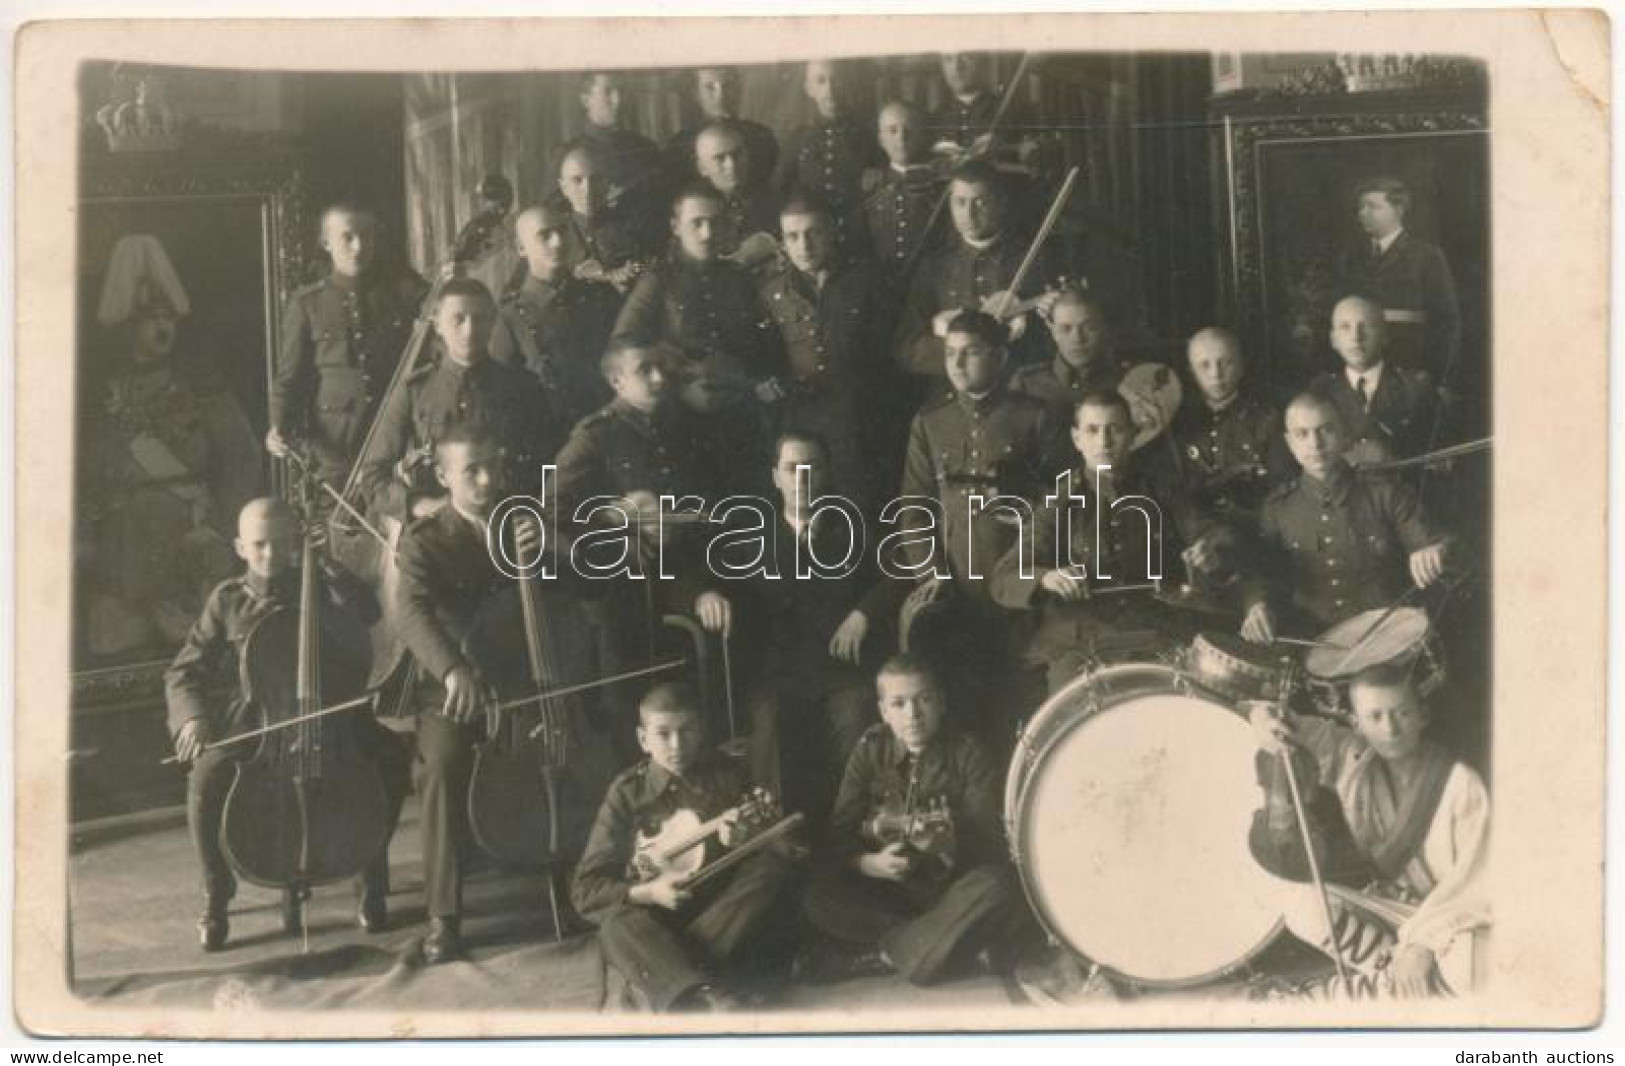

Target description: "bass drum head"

left=1012, top=678, right=1286, bottom=988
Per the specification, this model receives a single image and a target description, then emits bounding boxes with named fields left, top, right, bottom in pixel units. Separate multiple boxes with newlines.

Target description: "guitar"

left=630, top=786, right=781, bottom=883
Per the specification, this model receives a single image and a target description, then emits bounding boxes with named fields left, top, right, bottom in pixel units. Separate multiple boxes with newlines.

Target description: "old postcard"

left=11, top=10, right=1609, bottom=1038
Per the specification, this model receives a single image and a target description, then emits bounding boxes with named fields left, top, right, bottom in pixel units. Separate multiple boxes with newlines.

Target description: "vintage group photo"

left=15, top=12, right=1606, bottom=1038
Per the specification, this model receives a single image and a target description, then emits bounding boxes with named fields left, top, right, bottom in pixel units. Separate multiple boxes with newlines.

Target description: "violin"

left=574, top=256, right=650, bottom=293
left=862, top=794, right=957, bottom=876
left=629, top=786, right=779, bottom=883
left=218, top=479, right=392, bottom=916
left=1245, top=662, right=1376, bottom=888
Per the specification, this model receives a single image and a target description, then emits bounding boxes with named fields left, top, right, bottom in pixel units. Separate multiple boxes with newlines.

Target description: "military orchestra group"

left=154, top=55, right=1490, bottom=1011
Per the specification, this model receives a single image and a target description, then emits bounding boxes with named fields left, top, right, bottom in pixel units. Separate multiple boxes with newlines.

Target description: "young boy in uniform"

left=571, top=682, right=796, bottom=1011
left=165, top=497, right=410, bottom=951
left=799, top=654, right=1030, bottom=985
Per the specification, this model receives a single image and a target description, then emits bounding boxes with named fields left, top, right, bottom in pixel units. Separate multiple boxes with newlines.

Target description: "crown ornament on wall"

left=95, top=65, right=183, bottom=153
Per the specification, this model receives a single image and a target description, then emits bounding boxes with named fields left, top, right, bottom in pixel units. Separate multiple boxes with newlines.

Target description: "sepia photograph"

left=9, top=10, right=1609, bottom=1040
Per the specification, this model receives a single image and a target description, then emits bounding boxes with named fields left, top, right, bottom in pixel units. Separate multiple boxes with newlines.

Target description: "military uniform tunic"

left=357, top=356, right=561, bottom=521
left=773, top=117, right=884, bottom=256
left=861, top=164, right=949, bottom=278
left=269, top=270, right=429, bottom=478
left=898, top=387, right=1067, bottom=601
left=490, top=272, right=621, bottom=428
left=1146, top=390, right=1292, bottom=519
left=1007, top=353, right=1127, bottom=417
left=1253, top=464, right=1445, bottom=629
left=896, top=233, right=1066, bottom=378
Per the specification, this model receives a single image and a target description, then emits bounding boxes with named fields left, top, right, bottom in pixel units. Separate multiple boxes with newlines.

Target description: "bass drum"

left=1005, top=663, right=1290, bottom=988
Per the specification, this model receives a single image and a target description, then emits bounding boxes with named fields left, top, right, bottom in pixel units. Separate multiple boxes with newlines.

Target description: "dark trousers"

left=413, top=712, right=479, bottom=918
left=187, top=715, right=410, bottom=899
left=802, top=862, right=1026, bottom=985
left=746, top=678, right=872, bottom=826
left=595, top=851, right=794, bottom=1010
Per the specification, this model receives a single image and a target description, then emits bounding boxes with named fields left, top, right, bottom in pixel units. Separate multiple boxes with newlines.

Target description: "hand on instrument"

left=1039, top=567, right=1088, bottom=602
left=829, top=609, right=869, bottom=664
left=717, top=808, right=745, bottom=848
left=1388, top=943, right=1440, bottom=998
left=1181, top=534, right=1223, bottom=576
left=409, top=494, right=447, bottom=520
left=695, top=592, right=733, bottom=637
left=1240, top=601, right=1276, bottom=645
left=442, top=664, right=493, bottom=725
left=858, top=842, right=914, bottom=883
left=754, top=377, right=787, bottom=405
left=174, top=718, right=209, bottom=763
left=1409, top=543, right=1446, bottom=589
left=1247, top=701, right=1294, bottom=755
left=1345, top=438, right=1391, bottom=470
left=632, top=870, right=693, bottom=912
left=264, top=426, right=290, bottom=458
left=931, top=308, right=961, bottom=339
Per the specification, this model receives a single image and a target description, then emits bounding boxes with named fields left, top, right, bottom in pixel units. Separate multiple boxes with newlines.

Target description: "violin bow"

left=898, top=51, right=1035, bottom=279
left=160, top=693, right=375, bottom=765
left=989, top=166, right=1079, bottom=322
left=1273, top=666, right=1351, bottom=986
left=520, top=658, right=688, bottom=739
left=284, top=445, right=392, bottom=551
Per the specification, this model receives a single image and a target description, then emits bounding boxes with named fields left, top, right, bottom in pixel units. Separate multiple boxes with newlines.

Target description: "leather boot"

left=355, top=860, right=390, bottom=934
left=196, top=881, right=232, bottom=953
left=422, top=915, right=464, bottom=964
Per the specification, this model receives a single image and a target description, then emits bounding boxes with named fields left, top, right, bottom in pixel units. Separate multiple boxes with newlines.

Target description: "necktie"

left=1371, top=239, right=1383, bottom=262
left=1355, top=375, right=1370, bottom=409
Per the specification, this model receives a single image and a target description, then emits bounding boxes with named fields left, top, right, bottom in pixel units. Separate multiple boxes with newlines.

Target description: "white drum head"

left=1016, top=690, right=1286, bottom=986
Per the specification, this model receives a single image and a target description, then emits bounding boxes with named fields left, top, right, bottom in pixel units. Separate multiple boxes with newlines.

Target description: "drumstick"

left=1330, top=589, right=1421, bottom=675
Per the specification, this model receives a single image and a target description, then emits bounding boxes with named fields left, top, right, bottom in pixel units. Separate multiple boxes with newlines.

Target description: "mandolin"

left=861, top=794, right=957, bottom=872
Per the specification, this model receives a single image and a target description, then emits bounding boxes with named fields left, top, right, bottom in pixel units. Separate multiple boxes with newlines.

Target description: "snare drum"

left=1186, top=631, right=1291, bottom=703
left=1005, top=663, right=1290, bottom=988
left=1305, top=607, right=1446, bottom=707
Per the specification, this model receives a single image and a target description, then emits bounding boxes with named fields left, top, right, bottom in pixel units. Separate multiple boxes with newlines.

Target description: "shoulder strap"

left=1370, top=742, right=1456, bottom=880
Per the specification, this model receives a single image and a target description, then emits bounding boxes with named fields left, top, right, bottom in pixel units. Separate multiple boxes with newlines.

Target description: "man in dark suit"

left=1336, top=176, right=1462, bottom=382
left=1310, top=295, right=1442, bottom=464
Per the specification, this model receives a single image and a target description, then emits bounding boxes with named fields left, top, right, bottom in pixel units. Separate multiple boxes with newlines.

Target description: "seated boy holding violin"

left=164, top=497, right=410, bottom=952
left=798, top=654, right=1030, bottom=985
left=570, top=681, right=797, bottom=1012
left=1248, top=662, right=1490, bottom=998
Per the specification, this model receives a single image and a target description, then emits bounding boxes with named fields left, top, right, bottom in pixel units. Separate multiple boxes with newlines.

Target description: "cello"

left=461, top=509, right=604, bottom=936
left=219, top=478, right=392, bottom=939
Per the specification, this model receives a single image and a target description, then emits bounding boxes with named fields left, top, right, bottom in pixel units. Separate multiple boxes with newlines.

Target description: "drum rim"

left=1005, top=665, right=1285, bottom=989
left=1305, top=606, right=1433, bottom=680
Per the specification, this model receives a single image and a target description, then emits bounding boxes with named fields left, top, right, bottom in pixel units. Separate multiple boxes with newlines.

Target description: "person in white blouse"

left=1251, top=661, right=1489, bottom=997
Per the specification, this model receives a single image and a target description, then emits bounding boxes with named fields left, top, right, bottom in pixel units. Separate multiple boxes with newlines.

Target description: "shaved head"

left=237, top=497, right=297, bottom=540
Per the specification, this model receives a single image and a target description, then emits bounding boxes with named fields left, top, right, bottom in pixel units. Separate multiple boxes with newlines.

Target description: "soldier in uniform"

left=1144, top=326, right=1291, bottom=521
left=572, top=682, right=796, bottom=1012
left=1310, top=295, right=1443, bottom=464
left=693, top=123, right=781, bottom=263
left=165, top=498, right=410, bottom=951
left=992, top=390, right=1235, bottom=694
left=666, top=66, right=779, bottom=193
left=733, top=432, right=905, bottom=824
left=613, top=182, right=785, bottom=487
left=798, top=655, right=1029, bottom=986
left=1335, top=176, right=1462, bottom=383
left=571, top=71, right=665, bottom=226
left=490, top=202, right=622, bottom=429
left=862, top=99, right=948, bottom=281
left=266, top=201, right=429, bottom=480
left=758, top=194, right=899, bottom=510
left=895, top=310, right=1067, bottom=745
left=930, top=52, right=1041, bottom=177
left=553, top=142, right=654, bottom=292
left=1008, top=288, right=1127, bottom=416
left=1240, top=392, right=1449, bottom=643
left=772, top=59, right=885, bottom=262
left=394, top=426, right=611, bottom=963
left=357, top=278, right=561, bottom=523
left=895, top=161, right=1065, bottom=388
